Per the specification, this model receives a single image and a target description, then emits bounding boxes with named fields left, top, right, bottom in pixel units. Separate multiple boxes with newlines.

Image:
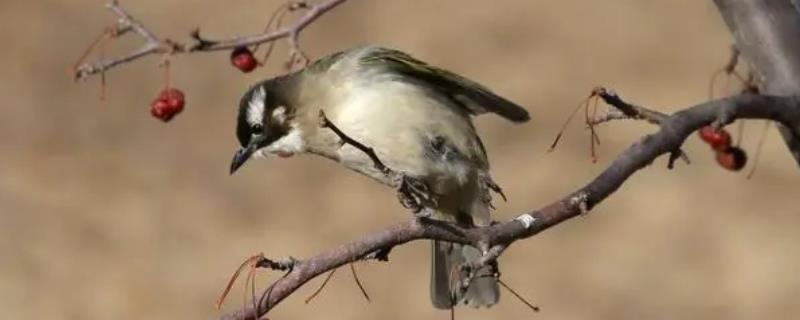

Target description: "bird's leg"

left=397, top=175, right=436, bottom=217
left=317, top=110, right=436, bottom=215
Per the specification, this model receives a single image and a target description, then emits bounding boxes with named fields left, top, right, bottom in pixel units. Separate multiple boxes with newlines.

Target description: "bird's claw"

left=397, top=175, right=435, bottom=216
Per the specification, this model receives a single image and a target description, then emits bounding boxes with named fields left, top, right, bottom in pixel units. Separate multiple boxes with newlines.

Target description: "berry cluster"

left=150, top=88, right=185, bottom=122
left=697, top=126, right=747, bottom=171
left=149, top=46, right=260, bottom=122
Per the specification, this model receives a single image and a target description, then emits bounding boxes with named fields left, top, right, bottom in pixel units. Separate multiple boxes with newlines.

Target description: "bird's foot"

left=397, top=175, right=436, bottom=216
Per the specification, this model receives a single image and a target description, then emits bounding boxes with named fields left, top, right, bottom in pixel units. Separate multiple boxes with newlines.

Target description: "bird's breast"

left=316, top=78, right=484, bottom=185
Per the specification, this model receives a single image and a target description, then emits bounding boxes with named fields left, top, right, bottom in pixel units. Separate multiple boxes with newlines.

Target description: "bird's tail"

left=430, top=240, right=499, bottom=308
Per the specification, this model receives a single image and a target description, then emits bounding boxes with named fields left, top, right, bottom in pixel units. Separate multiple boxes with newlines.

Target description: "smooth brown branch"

left=220, top=94, right=800, bottom=320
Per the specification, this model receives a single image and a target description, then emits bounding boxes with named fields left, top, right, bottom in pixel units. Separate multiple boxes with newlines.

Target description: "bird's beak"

left=230, top=145, right=254, bottom=175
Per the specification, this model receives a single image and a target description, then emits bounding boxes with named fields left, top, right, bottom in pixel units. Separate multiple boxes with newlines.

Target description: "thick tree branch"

left=73, top=0, right=349, bottom=80
left=219, top=93, right=800, bottom=320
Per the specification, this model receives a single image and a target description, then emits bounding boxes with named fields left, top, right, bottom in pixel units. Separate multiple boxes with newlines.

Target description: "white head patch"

left=247, top=86, right=267, bottom=126
left=272, top=106, right=288, bottom=124
left=254, top=126, right=306, bottom=158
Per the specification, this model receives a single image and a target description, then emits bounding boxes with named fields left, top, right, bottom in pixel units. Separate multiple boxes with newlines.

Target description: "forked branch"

left=589, top=87, right=669, bottom=125
left=219, top=92, right=800, bottom=320
left=73, top=0, right=350, bottom=80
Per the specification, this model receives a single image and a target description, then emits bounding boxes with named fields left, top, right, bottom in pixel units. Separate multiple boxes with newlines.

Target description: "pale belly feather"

left=322, top=79, right=484, bottom=199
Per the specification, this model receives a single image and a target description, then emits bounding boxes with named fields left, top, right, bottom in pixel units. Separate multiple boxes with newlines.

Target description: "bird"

left=229, top=45, right=529, bottom=308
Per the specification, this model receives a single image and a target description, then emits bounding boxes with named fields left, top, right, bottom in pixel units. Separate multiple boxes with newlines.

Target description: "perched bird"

left=230, top=45, right=529, bottom=308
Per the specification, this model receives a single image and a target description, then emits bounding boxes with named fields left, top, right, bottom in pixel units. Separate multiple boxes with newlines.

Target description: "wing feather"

left=357, top=46, right=530, bottom=123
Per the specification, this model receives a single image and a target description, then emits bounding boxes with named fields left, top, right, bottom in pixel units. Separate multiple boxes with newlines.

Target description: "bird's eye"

left=251, top=123, right=264, bottom=134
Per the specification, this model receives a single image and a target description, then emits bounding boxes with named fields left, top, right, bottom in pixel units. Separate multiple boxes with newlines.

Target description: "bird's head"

left=230, top=81, right=301, bottom=174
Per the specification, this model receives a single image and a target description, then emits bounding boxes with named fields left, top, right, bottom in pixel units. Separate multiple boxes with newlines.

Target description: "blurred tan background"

left=1, top=1, right=799, bottom=319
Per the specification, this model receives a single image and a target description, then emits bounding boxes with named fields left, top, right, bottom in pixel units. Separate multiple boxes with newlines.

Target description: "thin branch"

left=498, top=279, right=540, bottom=312
left=349, top=263, right=371, bottom=302
left=216, top=254, right=266, bottom=310
left=219, top=93, right=800, bottom=320
left=589, top=87, right=669, bottom=125
left=590, top=87, right=690, bottom=166
left=746, top=120, right=772, bottom=179
left=189, top=0, right=348, bottom=52
left=304, top=268, right=337, bottom=304
left=107, top=0, right=159, bottom=43
left=73, top=1, right=167, bottom=80
left=73, top=0, right=350, bottom=80
left=74, top=44, right=162, bottom=80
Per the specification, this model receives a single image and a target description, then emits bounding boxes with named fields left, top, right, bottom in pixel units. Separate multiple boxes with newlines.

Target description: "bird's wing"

left=356, top=47, right=530, bottom=123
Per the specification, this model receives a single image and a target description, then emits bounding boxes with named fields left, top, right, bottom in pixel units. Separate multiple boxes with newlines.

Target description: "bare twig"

left=189, top=0, right=348, bottom=52
left=349, top=263, right=371, bottom=302
left=724, top=45, right=740, bottom=74
left=551, top=87, right=677, bottom=164
left=301, top=263, right=371, bottom=304
left=498, top=279, right=540, bottom=312
left=217, top=254, right=266, bottom=310
left=589, top=87, right=691, bottom=166
left=108, top=0, right=159, bottom=43
left=589, top=87, right=669, bottom=125
left=217, top=254, right=297, bottom=314
left=73, top=1, right=167, bottom=80
left=73, top=0, right=350, bottom=80
left=219, top=93, right=800, bottom=320
left=707, top=45, right=741, bottom=99
left=746, top=120, right=772, bottom=179
left=304, top=268, right=337, bottom=304
left=548, top=95, right=590, bottom=151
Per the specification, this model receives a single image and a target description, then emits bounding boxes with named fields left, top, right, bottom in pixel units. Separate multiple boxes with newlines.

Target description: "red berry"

left=150, top=98, right=173, bottom=122
left=698, top=126, right=732, bottom=150
left=151, top=88, right=185, bottom=122
left=715, top=146, right=747, bottom=171
left=159, top=88, right=185, bottom=109
left=230, top=47, right=258, bottom=73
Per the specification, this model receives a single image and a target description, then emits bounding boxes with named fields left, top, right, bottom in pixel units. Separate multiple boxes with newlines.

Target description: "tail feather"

left=430, top=240, right=457, bottom=309
left=461, top=245, right=499, bottom=307
left=430, top=240, right=499, bottom=309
